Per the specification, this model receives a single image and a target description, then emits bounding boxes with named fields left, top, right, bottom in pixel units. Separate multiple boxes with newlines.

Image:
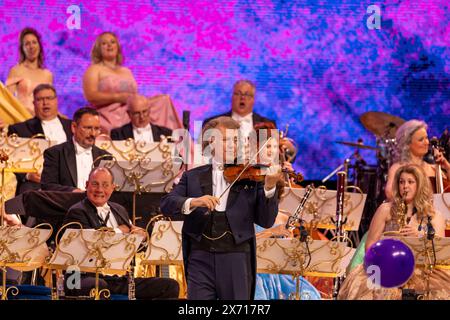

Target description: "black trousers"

left=65, top=275, right=179, bottom=300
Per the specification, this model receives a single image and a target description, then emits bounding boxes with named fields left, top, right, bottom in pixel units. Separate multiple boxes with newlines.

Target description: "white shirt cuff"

left=264, top=186, right=276, bottom=198
left=182, top=198, right=195, bottom=215
left=114, top=227, right=123, bottom=233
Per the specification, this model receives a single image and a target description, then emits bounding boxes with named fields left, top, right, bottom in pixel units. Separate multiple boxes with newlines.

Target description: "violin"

left=223, top=163, right=304, bottom=184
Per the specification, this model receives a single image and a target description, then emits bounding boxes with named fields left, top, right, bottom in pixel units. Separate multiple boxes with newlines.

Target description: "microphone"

left=183, top=110, right=190, bottom=131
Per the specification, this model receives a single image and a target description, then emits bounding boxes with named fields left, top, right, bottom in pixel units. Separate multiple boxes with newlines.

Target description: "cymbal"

left=335, top=141, right=379, bottom=151
left=360, top=112, right=405, bottom=139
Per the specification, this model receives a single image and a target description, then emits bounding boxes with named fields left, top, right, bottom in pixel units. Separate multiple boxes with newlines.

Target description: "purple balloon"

left=364, top=238, right=415, bottom=288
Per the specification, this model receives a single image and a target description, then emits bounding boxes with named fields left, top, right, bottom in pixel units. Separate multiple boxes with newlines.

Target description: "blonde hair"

left=91, top=32, right=123, bottom=65
left=390, top=164, right=435, bottom=220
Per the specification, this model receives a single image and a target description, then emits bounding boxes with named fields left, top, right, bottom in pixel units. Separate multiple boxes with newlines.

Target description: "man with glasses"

left=8, top=84, right=72, bottom=194
left=203, top=80, right=296, bottom=161
left=41, top=107, right=110, bottom=192
left=110, top=94, right=172, bottom=143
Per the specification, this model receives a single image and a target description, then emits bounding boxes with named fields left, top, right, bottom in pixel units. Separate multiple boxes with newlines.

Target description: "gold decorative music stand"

left=47, top=224, right=147, bottom=300
left=0, top=131, right=56, bottom=226
left=256, top=237, right=354, bottom=300
left=139, top=216, right=186, bottom=298
left=279, top=185, right=366, bottom=233
left=95, top=135, right=182, bottom=225
left=0, top=223, right=52, bottom=300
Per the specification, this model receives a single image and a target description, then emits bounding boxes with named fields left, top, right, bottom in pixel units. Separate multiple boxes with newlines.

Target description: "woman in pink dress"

left=5, top=27, right=53, bottom=117
left=83, top=32, right=137, bottom=134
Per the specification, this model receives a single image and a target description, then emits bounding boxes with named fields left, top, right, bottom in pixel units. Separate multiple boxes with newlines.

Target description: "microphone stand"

left=422, top=216, right=436, bottom=300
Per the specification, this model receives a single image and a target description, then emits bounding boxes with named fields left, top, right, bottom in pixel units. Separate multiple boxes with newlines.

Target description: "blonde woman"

left=339, top=164, right=449, bottom=299
left=83, top=32, right=137, bottom=134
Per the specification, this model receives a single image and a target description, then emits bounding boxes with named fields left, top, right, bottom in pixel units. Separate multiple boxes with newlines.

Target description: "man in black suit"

left=8, top=84, right=72, bottom=194
left=63, top=167, right=179, bottom=299
left=41, top=107, right=110, bottom=192
left=203, top=79, right=296, bottom=159
left=111, top=94, right=172, bottom=142
left=160, top=116, right=282, bottom=300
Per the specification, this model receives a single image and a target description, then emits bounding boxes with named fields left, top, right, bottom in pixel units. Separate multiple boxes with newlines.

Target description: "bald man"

left=110, top=94, right=172, bottom=142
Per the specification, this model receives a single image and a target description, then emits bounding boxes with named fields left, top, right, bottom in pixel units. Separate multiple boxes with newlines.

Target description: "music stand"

left=95, top=136, right=182, bottom=225
left=0, top=133, right=56, bottom=226
left=279, top=186, right=366, bottom=232
left=47, top=226, right=146, bottom=300
left=139, top=217, right=186, bottom=298
left=0, top=224, right=52, bottom=300
left=256, top=238, right=355, bottom=300
left=433, top=193, right=450, bottom=230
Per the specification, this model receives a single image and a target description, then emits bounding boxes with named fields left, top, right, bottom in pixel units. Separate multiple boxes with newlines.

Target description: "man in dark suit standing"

left=110, top=94, right=172, bottom=142
left=160, top=116, right=282, bottom=300
left=63, top=167, right=179, bottom=299
left=41, top=107, right=110, bottom=192
left=8, top=84, right=72, bottom=194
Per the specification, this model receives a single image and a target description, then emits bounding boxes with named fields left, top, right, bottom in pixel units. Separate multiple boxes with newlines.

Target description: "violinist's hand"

left=191, top=195, right=220, bottom=211
left=399, top=225, right=419, bottom=237
left=130, top=225, right=147, bottom=237
left=265, top=166, right=283, bottom=190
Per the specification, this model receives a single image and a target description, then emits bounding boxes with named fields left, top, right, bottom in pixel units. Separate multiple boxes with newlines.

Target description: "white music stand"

left=256, top=237, right=355, bottom=300
left=0, top=224, right=52, bottom=300
left=279, top=186, right=366, bottom=231
left=48, top=227, right=145, bottom=300
left=433, top=193, right=450, bottom=230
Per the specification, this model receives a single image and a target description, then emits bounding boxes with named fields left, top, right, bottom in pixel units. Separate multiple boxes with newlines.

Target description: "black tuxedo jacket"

left=110, top=123, right=172, bottom=142
left=7, top=116, right=73, bottom=194
left=41, top=140, right=111, bottom=192
left=202, top=111, right=276, bottom=128
left=8, top=116, right=72, bottom=140
left=63, top=198, right=131, bottom=229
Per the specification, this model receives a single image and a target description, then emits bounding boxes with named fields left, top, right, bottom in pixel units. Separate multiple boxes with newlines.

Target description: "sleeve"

left=41, top=148, right=76, bottom=192
left=160, top=171, right=190, bottom=217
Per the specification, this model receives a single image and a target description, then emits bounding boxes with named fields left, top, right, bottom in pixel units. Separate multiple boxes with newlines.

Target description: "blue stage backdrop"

left=0, top=0, right=448, bottom=179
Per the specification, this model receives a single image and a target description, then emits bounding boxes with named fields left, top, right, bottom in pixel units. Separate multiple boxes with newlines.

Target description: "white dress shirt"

left=182, top=159, right=276, bottom=215
left=41, top=117, right=67, bottom=145
left=96, top=203, right=123, bottom=233
left=74, top=139, right=93, bottom=190
left=133, top=124, right=154, bottom=143
left=231, top=112, right=254, bottom=139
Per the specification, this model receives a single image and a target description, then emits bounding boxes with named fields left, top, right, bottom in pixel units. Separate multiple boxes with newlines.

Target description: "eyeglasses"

left=129, top=109, right=150, bottom=118
left=233, top=92, right=254, bottom=99
left=35, top=96, right=56, bottom=103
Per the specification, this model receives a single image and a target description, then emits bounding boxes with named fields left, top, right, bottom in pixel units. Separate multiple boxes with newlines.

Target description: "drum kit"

left=334, top=111, right=406, bottom=234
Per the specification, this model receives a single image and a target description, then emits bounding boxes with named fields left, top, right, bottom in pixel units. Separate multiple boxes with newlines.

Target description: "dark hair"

left=33, top=83, right=56, bottom=98
left=19, top=27, right=44, bottom=68
left=73, top=107, right=99, bottom=124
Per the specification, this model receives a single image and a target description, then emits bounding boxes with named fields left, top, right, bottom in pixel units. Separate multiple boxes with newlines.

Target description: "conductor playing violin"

left=160, top=116, right=283, bottom=300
